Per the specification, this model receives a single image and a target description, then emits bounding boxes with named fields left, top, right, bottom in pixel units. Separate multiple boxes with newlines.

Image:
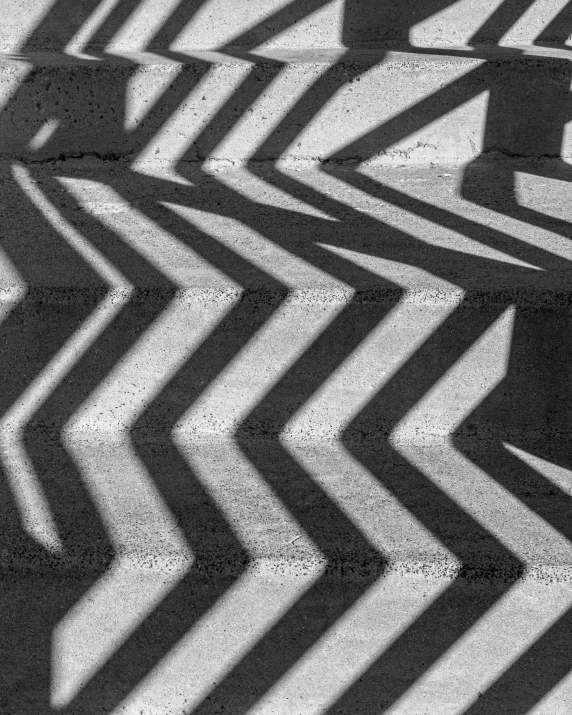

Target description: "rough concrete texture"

left=2, top=0, right=572, bottom=52
left=2, top=48, right=572, bottom=166
left=3, top=0, right=572, bottom=713
left=1, top=155, right=572, bottom=712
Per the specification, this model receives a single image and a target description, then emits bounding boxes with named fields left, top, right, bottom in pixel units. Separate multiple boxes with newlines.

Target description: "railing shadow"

left=0, top=0, right=572, bottom=713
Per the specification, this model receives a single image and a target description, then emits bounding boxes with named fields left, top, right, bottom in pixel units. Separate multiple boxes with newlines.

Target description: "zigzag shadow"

left=2, top=0, right=572, bottom=712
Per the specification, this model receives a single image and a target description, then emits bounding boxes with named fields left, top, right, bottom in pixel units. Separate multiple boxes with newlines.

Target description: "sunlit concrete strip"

left=356, top=165, right=572, bottom=266
left=124, top=58, right=185, bottom=133
left=133, top=60, right=252, bottom=181
left=53, top=181, right=240, bottom=709
left=116, top=443, right=324, bottom=715
left=384, top=308, right=572, bottom=714
left=272, top=61, right=488, bottom=169
left=63, top=0, right=122, bottom=58
left=170, top=0, right=299, bottom=51
left=2, top=165, right=131, bottom=553
left=0, top=0, right=55, bottom=52
left=496, top=0, right=570, bottom=45
left=203, top=59, right=343, bottom=170
left=0, top=55, right=33, bottom=114
left=112, top=204, right=349, bottom=714
left=285, top=167, right=542, bottom=269
left=244, top=247, right=460, bottom=714
left=408, top=0, right=505, bottom=48
left=209, top=167, right=337, bottom=220
left=104, top=0, right=185, bottom=53
left=528, top=677, right=572, bottom=715
left=28, top=118, right=60, bottom=151
left=166, top=204, right=353, bottom=439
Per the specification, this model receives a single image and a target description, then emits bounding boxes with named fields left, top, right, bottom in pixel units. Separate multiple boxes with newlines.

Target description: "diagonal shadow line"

left=178, top=61, right=285, bottom=165
left=218, top=0, right=333, bottom=52
left=6, top=0, right=568, bottom=712
left=449, top=310, right=572, bottom=712
left=54, top=191, right=288, bottom=711
left=20, top=0, right=105, bottom=52
left=454, top=445, right=572, bottom=713
left=322, top=167, right=569, bottom=272
left=189, top=296, right=391, bottom=715
left=319, top=60, right=492, bottom=165
left=535, top=0, right=572, bottom=45
left=0, top=168, right=117, bottom=709
left=124, top=56, right=212, bottom=155
left=82, top=0, right=159, bottom=54
left=146, top=0, right=211, bottom=51
left=468, top=0, right=538, bottom=45
left=322, top=298, right=524, bottom=715
left=461, top=607, right=572, bottom=714
left=21, top=168, right=175, bottom=553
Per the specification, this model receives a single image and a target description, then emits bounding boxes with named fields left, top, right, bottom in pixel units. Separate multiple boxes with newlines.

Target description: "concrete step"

left=2, top=161, right=572, bottom=445
left=1, top=44, right=571, bottom=166
left=5, top=436, right=572, bottom=714
left=2, top=157, right=572, bottom=711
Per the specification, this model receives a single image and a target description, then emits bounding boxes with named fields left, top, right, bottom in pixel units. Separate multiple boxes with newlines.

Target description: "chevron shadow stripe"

left=2, top=0, right=572, bottom=713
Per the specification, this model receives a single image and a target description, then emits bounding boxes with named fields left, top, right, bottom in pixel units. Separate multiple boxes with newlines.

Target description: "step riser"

left=1, top=52, right=570, bottom=166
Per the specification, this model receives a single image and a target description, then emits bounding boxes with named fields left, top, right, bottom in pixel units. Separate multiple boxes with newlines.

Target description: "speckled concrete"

left=1, top=0, right=572, bottom=704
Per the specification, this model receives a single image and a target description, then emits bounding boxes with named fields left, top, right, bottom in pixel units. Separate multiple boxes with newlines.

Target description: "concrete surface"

left=0, top=159, right=571, bottom=712
left=2, top=1, right=572, bottom=713
left=1, top=47, right=572, bottom=166
left=2, top=0, right=572, bottom=52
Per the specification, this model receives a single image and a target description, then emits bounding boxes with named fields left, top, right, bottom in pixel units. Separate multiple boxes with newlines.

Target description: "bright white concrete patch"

left=254, top=0, right=344, bottom=53
left=0, top=0, right=55, bottom=52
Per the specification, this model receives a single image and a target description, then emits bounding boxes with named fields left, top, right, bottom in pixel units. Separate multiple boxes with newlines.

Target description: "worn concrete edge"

left=2, top=46, right=570, bottom=69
